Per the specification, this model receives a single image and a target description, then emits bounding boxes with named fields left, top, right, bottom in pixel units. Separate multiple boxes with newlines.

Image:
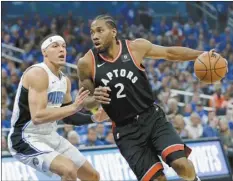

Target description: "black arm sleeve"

left=63, top=112, right=94, bottom=126
left=62, top=102, right=94, bottom=126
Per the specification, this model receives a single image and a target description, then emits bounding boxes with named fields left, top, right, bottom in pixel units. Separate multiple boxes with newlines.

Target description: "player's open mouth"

left=58, top=55, right=65, bottom=58
left=94, top=42, right=101, bottom=47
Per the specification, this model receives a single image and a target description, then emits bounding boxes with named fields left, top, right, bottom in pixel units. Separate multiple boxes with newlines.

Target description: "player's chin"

left=57, top=59, right=66, bottom=66
left=96, top=46, right=106, bottom=53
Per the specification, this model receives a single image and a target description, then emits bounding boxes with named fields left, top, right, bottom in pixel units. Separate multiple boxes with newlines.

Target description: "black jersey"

left=92, top=40, right=154, bottom=123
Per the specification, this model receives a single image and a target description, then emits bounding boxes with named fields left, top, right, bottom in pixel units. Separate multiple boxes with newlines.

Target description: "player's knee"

left=171, top=158, right=195, bottom=180
left=91, top=170, right=100, bottom=181
left=61, top=164, right=77, bottom=179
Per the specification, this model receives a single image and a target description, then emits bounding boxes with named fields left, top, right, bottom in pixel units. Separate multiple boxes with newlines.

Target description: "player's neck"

left=44, top=60, right=60, bottom=77
left=101, top=40, right=120, bottom=61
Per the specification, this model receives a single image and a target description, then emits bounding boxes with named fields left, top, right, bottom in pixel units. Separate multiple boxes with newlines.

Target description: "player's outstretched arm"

left=77, top=52, right=100, bottom=110
left=128, top=38, right=204, bottom=62
left=25, top=67, right=89, bottom=125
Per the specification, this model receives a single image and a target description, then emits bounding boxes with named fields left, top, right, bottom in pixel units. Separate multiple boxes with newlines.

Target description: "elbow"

left=166, top=53, right=178, bottom=62
left=31, top=114, right=44, bottom=125
left=166, top=48, right=177, bottom=61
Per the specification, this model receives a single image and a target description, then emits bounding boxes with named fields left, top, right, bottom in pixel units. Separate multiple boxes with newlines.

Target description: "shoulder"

left=78, top=50, right=94, bottom=68
left=77, top=50, right=94, bottom=79
left=126, top=38, right=152, bottom=51
left=23, top=66, right=49, bottom=90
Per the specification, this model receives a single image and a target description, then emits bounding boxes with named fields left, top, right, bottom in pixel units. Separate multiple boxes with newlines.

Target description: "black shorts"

left=112, top=105, right=192, bottom=181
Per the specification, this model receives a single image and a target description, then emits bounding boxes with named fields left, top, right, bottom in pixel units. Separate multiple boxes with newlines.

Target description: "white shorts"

left=8, top=131, right=86, bottom=176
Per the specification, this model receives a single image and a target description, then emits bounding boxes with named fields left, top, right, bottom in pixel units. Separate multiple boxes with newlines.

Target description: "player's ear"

left=112, top=28, right=117, bottom=38
left=42, top=49, right=47, bottom=57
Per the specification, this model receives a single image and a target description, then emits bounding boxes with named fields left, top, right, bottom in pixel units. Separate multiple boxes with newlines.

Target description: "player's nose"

left=92, top=34, right=99, bottom=41
left=59, top=45, right=65, bottom=52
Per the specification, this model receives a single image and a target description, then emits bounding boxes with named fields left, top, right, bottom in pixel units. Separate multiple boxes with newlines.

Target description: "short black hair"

left=93, top=14, right=117, bottom=29
left=93, top=14, right=118, bottom=42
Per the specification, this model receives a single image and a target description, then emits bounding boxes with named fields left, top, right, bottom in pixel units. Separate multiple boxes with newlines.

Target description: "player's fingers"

left=79, top=94, right=89, bottom=102
left=94, top=91, right=109, bottom=97
left=97, top=100, right=110, bottom=104
left=79, top=90, right=90, bottom=98
left=210, top=49, right=216, bottom=53
left=225, top=58, right=228, bottom=65
left=78, top=87, right=84, bottom=94
left=103, top=87, right=111, bottom=92
left=94, top=95, right=110, bottom=104
left=77, top=90, right=90, bottom=100
left=95, top=86, right=111, bottom=92
left=95, top=95, right=111, bottom=102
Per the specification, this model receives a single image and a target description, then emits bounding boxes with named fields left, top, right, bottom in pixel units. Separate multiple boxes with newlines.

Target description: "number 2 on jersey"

left=115, top=83, right=126, bottom=98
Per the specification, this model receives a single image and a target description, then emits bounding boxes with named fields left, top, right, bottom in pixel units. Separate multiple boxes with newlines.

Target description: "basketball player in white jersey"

left=8, top=34, right=108, bottom=181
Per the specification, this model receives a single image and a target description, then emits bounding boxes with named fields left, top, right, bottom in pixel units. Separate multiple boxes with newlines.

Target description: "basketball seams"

left=208, top=52, right=212, bottom=84
left=195, top=67, right=226, bottom=71
left=197, top=58, right=208, bottom=81
left=213, top=70, right=223, bottom=79
left=213, top=54, right=221, bottom=69
left=213, top=54, right=224, bottom=79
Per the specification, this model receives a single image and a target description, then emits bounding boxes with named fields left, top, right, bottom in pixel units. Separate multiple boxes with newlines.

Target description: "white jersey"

left=10, top=62, right=67, bottom=135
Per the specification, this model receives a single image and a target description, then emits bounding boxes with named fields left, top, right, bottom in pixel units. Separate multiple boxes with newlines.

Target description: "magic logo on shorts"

left=48, top=91, right=64, bottom=105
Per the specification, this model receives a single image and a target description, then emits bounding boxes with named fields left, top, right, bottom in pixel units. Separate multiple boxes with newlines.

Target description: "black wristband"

left=61, top=101, right=73, bottom=107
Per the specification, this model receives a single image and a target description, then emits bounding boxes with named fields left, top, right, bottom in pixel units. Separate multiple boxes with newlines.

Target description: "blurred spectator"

left=226, top=100, right=233, bottom=122
left=195, top=101, right=208, bottom=124
left=172, top=114, right=188, bottom=139
left=137, top=4, right=153, bottom=30
left=85, top=127, right=104, bottom=146
left=209, top=86, right=226, bottom=113
left=62, top=124, right=74, bottom=139
left=104, top=130, right=115, bottom=145
left=202, top=115, right=219, bottom=138
left=167, top=98, right=181, bottom=121
left=67, top=130, right=83, bottom=147
left=165, top=21, right=184, bottom=46
left=183, top=104, right=193, bottom=117
left=185, top=113, right=203, bottom=139
left=96, top=123, right=107, bottom=142
left=218, top=117, right=233, bottom=151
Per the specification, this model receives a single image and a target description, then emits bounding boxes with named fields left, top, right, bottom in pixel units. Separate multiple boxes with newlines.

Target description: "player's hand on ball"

left=74, top=87, right=90, bottom=111
left=93, top=106, right=109, bottom=122
left=94, top=86, right=111, bottom=104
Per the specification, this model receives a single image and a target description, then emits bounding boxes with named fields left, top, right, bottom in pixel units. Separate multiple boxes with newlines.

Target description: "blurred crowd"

left=1, top=2, right=233, bottom=157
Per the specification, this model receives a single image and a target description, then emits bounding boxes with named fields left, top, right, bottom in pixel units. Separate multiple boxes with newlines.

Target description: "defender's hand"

left=74, top=87, right=90, bottom=111
left=94, top=86, right=111, bottom=104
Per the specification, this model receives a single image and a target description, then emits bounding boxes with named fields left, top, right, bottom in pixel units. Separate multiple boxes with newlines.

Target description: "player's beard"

left=96, top=43, right=110, bottom=54
left=96, top=46, right=107, bottom=53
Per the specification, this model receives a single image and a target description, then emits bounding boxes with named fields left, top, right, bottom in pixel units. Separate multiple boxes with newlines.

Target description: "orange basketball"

left=194, top=52, right=228, bottom=84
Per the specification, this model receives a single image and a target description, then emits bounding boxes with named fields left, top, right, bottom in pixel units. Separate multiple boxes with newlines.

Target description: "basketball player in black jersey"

left=77, top=15, right=206, bottom=181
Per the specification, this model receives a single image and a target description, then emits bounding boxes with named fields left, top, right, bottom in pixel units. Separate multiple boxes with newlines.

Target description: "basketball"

left=194, top=51, right=228, bottom=84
